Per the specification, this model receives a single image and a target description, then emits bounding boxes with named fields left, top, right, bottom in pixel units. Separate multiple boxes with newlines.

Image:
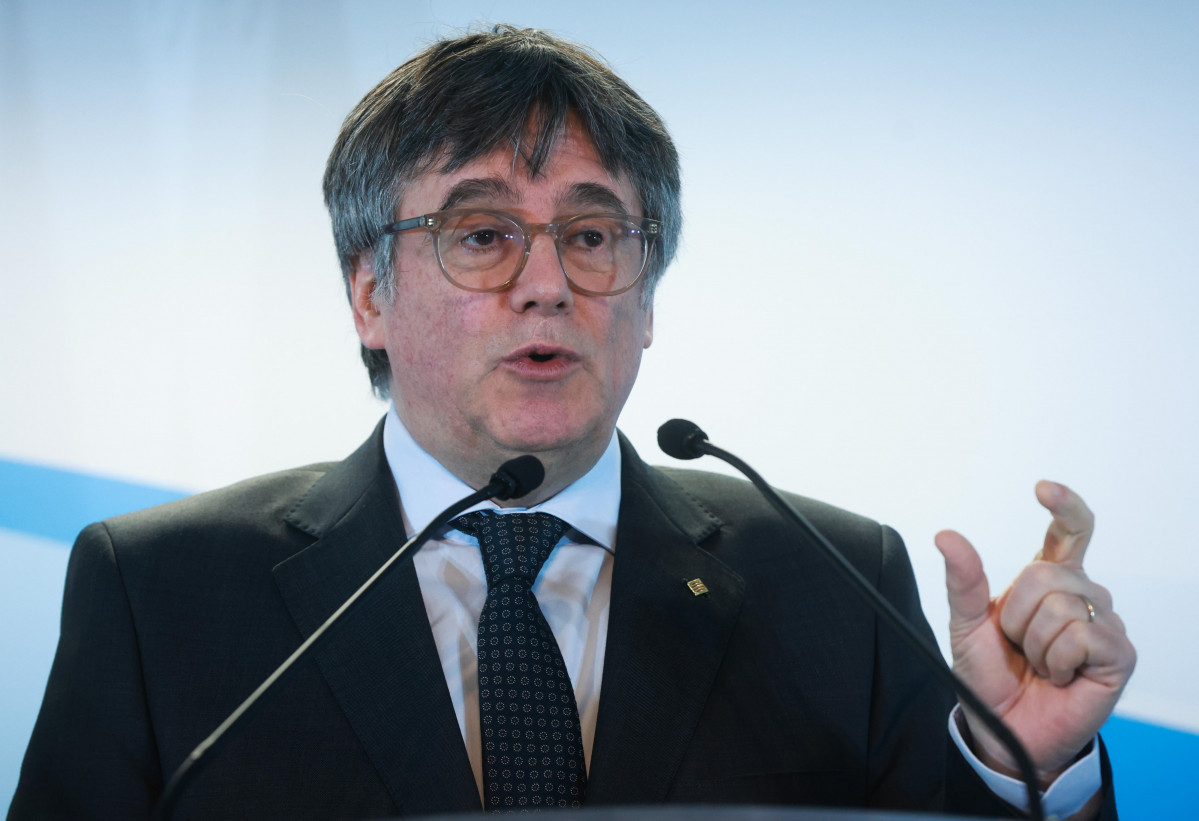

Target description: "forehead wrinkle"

left=438, top=177, right=519, bottom=211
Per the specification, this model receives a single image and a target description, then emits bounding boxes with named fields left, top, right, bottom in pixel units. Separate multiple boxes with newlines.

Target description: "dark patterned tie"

left=454, top=511, right=587, bottom=812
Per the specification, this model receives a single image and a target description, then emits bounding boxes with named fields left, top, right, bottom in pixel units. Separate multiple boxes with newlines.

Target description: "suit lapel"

left=587, top=437, right=745, bottom=803
left=267, top=425, right=745, bottom=808
left=271, top=424, right=480, bottom=815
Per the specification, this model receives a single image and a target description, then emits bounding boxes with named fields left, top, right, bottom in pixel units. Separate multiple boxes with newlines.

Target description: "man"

left=10, top=25, right=1133, bottom=820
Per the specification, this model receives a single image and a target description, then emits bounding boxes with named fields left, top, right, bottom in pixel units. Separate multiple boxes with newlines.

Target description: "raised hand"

left=934, top=480, right=1136, bottom=785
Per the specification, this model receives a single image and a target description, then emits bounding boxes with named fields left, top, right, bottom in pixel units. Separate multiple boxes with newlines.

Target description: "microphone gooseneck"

left=657, top=419, right=1046, bottom=821
left=152, top=455, right=545, bottom=821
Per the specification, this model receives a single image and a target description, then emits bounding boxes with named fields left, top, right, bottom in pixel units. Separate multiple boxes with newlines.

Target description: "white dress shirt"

left=382, top=407, right=617, bottom=801
left=381, top=405, right=1100, bottom=815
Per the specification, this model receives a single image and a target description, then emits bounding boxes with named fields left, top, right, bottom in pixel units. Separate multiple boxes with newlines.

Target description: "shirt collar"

left=381, top=405, right=621, bottom=552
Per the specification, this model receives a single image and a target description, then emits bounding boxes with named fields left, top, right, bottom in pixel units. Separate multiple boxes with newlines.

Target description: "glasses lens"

left=436, top=212, right=524, bottom=289
left=559, top=216, right=649, bottom=294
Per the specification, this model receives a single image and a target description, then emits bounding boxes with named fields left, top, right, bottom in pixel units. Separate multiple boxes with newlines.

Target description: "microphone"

left=152, top=455, right=545, bottom=821
left=488, top=454, right=544, bottom=500
left=657, top=419, right=1046, bottom=821
left=656, top=418, right=707, bottom=460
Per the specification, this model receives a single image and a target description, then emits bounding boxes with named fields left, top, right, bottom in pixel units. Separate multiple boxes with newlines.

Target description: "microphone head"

left=657, top=418, right=708, bottom=460
left=489, top=455, right=545, bottom=500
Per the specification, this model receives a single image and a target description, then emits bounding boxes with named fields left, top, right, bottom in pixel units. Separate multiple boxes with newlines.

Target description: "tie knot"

left=454, top=511, right=569, bottom=587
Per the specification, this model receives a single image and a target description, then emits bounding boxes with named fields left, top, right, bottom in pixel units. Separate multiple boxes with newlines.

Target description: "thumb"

left=935, top=530, right=991, bottom=632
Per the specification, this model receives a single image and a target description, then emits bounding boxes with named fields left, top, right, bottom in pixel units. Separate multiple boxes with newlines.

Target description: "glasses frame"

left=381, top=209, right=662, bottom=297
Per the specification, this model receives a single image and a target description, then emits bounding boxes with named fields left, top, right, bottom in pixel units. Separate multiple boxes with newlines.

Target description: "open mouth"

left=504, top=344, right=577, bottom=374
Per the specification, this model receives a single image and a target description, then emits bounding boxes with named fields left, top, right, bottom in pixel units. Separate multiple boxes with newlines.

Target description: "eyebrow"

left=438, top=178, right=519, bottom=211
left=560, top=182, right=629, bottom=214
left=437, top=177, right=633, bottom=215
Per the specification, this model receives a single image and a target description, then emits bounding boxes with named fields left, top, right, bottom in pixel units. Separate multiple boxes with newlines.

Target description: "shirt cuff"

left=948, top=705, right=1101, bottom=819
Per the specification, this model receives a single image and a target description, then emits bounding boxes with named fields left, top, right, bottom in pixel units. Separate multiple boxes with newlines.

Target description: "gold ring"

left=1080, top=595, right=1096, bottom=623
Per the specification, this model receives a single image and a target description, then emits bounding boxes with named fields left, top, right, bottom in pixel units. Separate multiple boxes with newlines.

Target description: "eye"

left=577, top=229, right=606, bottom=248
left=564, top=219, right=616, bottom=251
left=443, top=213, right=519, bottom=254
left=462, top=228, right=500, bottom=248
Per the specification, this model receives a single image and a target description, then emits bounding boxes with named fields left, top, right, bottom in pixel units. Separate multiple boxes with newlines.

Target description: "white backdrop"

left=2, top=0, right=1196, bottom=804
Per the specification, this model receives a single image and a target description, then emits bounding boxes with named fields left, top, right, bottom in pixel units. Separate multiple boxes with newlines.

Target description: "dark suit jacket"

left=10, top=424, right=1116, bottom=819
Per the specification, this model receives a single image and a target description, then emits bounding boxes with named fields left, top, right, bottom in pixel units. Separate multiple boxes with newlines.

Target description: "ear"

left=349, top=252, right=387, bottom=350
left=642, top=304, right=654, bottom=349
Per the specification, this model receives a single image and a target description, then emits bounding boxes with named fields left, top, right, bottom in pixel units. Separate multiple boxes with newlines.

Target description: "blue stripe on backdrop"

left=0, top=458, right=188, bottom=544
left=0, top=458, right=1193, bottom=817
left=1101, top=716, right=1197, bottom=819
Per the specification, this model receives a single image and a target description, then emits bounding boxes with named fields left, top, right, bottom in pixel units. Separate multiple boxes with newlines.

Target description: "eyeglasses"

left=381, top=209, right=662, bottom=296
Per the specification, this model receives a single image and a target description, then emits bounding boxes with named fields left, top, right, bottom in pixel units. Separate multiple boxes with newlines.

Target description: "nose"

left=505, top=230, right=574, bottom=314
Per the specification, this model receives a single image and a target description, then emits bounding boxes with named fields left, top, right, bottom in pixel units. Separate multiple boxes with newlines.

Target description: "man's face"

left=351, top=124, right=654, bottom=497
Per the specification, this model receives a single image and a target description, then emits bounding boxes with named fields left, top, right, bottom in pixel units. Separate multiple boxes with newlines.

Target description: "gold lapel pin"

left=685, top=578, right=709, bottom=597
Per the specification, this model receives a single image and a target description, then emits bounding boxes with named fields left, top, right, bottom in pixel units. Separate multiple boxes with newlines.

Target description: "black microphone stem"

left=153, top=480, right=509, bottom=821
left=694, top=438, right=1046, bottom=821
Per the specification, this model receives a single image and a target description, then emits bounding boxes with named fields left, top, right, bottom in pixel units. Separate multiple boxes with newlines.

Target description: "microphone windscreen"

left=657, top=418, right=707, bottom=460
left=490, top=455, right=545, bottom=499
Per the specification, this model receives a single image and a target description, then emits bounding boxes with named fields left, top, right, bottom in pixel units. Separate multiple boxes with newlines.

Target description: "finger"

left=1042, top=615, right=1136, bottom=689
left=998, top=563, right=1108, bottom=646
left=935, top=530, right=991, bottom=632
left=1036, top=480, right=1094, bottom=566
left=1043, top=620, right=1090, bottom=686
left=1014, top=586, right=1135, bottom=689
left=1019, top=591, right=1100, bottom=678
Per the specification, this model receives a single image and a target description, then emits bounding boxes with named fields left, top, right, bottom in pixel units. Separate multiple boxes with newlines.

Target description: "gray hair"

left=322, top=25, right=681, bottom=396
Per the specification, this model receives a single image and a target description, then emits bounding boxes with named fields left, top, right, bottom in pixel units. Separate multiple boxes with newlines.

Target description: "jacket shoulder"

left=90, top=462, right=336, bottom=562
left=650, top=463, right=892, bottom=554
